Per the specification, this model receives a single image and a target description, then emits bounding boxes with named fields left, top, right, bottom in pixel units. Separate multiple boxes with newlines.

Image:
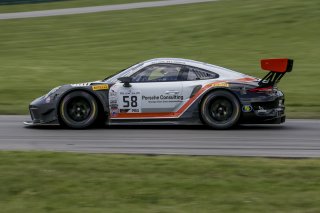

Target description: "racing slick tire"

left=200, top=90, right=241, bottom=129
left=59, top=91, right=98, bottom=129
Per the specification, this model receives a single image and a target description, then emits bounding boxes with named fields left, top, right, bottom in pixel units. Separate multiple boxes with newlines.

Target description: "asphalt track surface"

left=0, top=0, right=215, bottom=20
left=0, top=115, right=319, bottom=157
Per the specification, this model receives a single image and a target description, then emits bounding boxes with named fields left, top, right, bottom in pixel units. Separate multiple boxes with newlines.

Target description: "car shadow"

left=24, top=124, right=289, bottom=131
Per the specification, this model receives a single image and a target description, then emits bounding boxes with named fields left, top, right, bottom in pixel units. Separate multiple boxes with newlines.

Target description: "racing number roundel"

left=118, top=89, right=142, bottom=113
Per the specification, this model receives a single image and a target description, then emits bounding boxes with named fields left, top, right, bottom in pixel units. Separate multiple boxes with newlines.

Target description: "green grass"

left=0, top=0, right=319, bottom=116
left=0, top=0, right=152, bottom=13
left=1, top=151, right=320, bottom=212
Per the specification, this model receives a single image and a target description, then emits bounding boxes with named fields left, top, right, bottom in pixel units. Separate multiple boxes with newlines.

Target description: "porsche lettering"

left=142, top=95, right=183, bottom=101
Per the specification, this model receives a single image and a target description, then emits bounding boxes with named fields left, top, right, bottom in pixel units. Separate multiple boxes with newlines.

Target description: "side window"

left=187, top=67, right=219, bottom=80
left=131, top=64, right=182, bottom=82
left=187, top=69, right=199, bottom=81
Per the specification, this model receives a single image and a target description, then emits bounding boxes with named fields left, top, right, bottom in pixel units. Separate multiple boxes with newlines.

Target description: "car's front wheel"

left=200, top=90, right=240, bottom=129
left=59, top=91, right=98, bottom=129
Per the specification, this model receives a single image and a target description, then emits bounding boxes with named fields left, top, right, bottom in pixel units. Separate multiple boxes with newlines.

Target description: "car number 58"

left=123, top=95, right=138, bottom=107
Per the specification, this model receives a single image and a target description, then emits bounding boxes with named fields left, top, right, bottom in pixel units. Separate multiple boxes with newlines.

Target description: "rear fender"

left=198, top=85, right=242, bottom=107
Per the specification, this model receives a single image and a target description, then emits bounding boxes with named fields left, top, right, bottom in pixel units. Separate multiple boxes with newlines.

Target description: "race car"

left=24, top=58, right=293, bottom=129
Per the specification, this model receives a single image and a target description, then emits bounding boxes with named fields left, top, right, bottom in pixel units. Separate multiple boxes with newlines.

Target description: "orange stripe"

left=235, top=77, right=256, bottom=82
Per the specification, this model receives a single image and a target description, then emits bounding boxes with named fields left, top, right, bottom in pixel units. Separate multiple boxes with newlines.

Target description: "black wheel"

left=200, top=90, right=240, bottom=129
left=59, top=91, right=98, bottom=129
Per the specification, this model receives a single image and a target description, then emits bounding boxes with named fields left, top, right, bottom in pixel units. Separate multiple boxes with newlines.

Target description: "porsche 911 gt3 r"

left=25, top=58, right=293, bottom=129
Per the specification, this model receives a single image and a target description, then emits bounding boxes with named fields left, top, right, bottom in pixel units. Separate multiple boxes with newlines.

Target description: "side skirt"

left=108, top=118, right=203, bottom=126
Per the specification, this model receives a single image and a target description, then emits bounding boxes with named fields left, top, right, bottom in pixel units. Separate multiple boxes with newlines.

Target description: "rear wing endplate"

left=259, top=58, right=294, bottom=87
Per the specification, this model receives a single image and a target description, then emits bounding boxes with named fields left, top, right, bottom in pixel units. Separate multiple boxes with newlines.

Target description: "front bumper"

left=25, top=96, right=60, bottom=126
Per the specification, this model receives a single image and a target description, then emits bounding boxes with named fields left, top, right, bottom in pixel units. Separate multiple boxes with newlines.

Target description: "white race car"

left=25, top=58, right=293, bottom=129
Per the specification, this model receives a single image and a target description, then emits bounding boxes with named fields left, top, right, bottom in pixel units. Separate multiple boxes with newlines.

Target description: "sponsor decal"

left=211, top=82, right=229, bottom=87
left=110, top=100, right=117, bottom=104
left=110, top=102, right=119, bottom=116
left=71, top=82, right=91, bottom=87
left=150, top=60, right=186, bottom=65
left=109, top=89, right=117, bottom=98
left=142, top=95, right=183, bottom=101
left=118, top=89, right=142, bottom=113
left=242, top=105, right=253, bottom=112
left=110, top=92, right=117, bottom=96
left=120, top=109, right=130, bottom=113
left=110, top=104, right=118, bottom=109
left=130, top=63, right=144, bottom=71
left=92, top=84, right=109, bottom=91
left=257, top=106, right=267, bottom=113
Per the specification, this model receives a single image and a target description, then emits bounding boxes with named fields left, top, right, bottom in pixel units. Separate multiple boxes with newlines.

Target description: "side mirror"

left=118, top=77, right=132, bottom=87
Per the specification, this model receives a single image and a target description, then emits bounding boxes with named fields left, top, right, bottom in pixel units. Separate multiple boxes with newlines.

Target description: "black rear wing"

left=259, top=58, right=294, bottom=87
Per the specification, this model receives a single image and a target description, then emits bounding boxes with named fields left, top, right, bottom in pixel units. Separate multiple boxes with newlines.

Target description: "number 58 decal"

left=119, top=90, right=141, bottom=113
left=123, top=96, right=138, bottom=107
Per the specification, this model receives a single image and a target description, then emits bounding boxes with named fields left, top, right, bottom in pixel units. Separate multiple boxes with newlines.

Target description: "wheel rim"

left=209, top=97, right=233, bottom=122
left=66, top=97, right=91, bottom=122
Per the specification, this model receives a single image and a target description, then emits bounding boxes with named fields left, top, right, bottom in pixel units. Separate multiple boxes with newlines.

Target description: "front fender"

left=54, top=84, right=110, bottom=119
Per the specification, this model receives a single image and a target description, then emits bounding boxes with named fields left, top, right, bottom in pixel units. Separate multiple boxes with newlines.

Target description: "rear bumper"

left=240, top=114, right=285, bottom=124
left=240, top=94, right=286, bottom=124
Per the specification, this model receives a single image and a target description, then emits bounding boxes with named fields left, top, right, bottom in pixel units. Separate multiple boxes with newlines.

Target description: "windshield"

left=103, top=62, right=144, bottom=83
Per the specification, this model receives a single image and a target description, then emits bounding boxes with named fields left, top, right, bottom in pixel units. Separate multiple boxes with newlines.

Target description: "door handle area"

left=165, top=90, right=180, bottom=94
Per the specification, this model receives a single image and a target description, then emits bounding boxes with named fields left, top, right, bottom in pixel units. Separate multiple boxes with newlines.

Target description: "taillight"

left=248, top=86, right=273, bottom=93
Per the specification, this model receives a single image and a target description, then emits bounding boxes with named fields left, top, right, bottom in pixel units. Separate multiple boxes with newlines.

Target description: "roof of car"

left=143, top=58, right=246, bottom=79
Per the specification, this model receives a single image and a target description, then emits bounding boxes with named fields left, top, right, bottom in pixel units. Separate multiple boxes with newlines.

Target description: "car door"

left=109, top=63, right=184, bottom=118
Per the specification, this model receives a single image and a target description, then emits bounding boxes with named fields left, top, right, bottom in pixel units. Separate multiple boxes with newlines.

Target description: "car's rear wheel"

left=59, top=91, right=98, bottom=129
left=200, top=90, right=240, bottom=129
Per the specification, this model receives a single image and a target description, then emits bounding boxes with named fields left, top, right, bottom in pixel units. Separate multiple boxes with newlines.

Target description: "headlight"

left=44, top=86, right=61, bottom=99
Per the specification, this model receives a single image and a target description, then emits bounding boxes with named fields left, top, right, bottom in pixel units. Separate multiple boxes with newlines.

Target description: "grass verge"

left=1, top=151, right=320, bottom=212
left=0, top=0, right=319, bottom=116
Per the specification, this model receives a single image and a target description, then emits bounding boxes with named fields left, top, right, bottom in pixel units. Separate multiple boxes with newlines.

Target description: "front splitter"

left=23, top=121, right=60, bottom=127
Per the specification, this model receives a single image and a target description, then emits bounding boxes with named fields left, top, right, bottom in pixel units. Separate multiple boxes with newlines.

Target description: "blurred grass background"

left=1, top=151, right=320, bottom=212
left=0, top=0, right=319, bottom=117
